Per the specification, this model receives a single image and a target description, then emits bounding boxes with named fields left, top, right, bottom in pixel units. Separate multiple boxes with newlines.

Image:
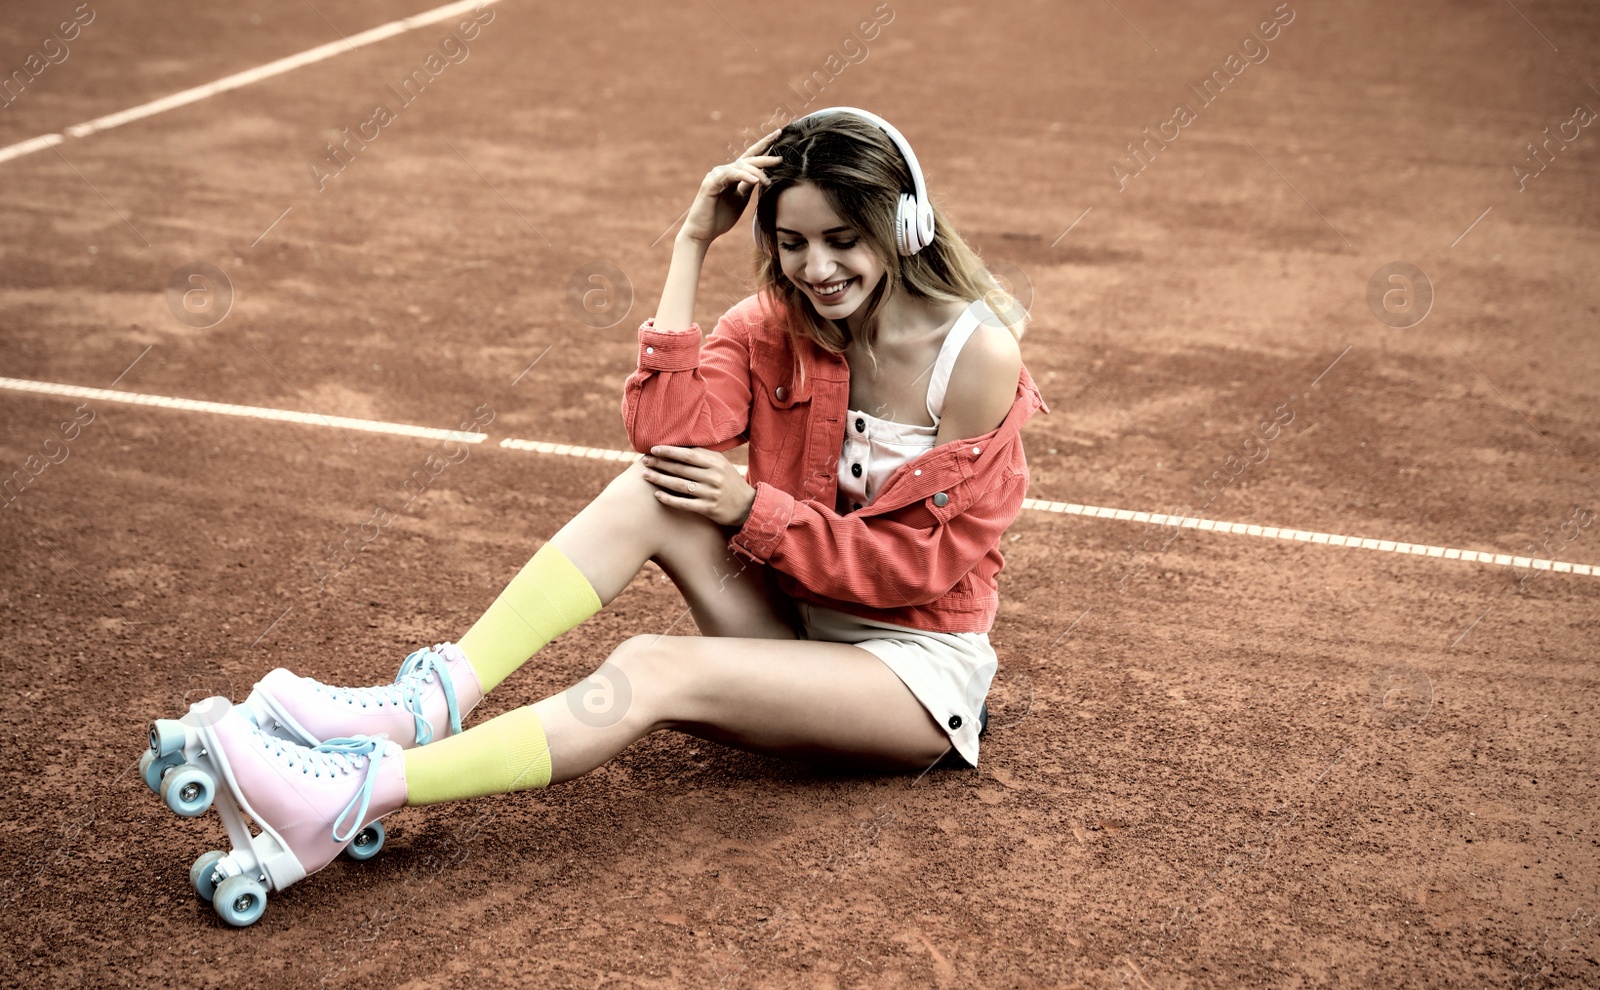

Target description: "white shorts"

left=794, top=600, right=997, bottom=768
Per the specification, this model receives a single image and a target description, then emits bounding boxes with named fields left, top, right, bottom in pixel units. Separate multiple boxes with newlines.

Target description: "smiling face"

left=773, top=180, right=887, bottom=328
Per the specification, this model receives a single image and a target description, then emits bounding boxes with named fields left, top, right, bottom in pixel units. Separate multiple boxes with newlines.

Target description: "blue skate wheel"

left=149, top=719, right=186, bottom=758
left=190, top=850, right=228, bottom=903
left=138, top=749, right=162, bottom=794
left=213, top=874, right=267, bottom=927
left=142, top=749, right=184, bottom=794
left=343, top=821, right=385, bottom=862
left=161, top=766, right=214, bottom=818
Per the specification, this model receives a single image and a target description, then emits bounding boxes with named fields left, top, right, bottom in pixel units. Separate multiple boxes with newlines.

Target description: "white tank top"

left=837, top=299, right=992, bottom=513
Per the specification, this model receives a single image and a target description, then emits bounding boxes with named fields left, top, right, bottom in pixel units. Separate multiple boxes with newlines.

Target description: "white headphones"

left=750, top=106, right=936, bottom=257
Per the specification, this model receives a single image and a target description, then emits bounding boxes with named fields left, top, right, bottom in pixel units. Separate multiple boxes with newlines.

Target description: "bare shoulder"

left=936, top=321, right=1024, bottom=446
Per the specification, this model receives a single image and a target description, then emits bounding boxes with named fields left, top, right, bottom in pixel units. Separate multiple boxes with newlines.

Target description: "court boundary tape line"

left=1015, top=498, right=1593, bottom=576
left=2, top=374, right=1593, bottom=579
left=0, top=376, right=486, bottom=443
left=0, top=0, right=499, bottom=166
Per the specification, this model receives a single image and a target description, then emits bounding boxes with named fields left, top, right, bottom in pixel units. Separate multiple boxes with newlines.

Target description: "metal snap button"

left=913, top=469, right=921, bottom=476
left=972, top=446, right=980, bottom=455
left=947, top=714, right=963, bottom=730
left=775, top=385, right=786, bottom=401
left=933, top=492, right=948, bottom=507
left=645, top=346, right=654, bottom=354
left=851, top=463, right=862, bottom=478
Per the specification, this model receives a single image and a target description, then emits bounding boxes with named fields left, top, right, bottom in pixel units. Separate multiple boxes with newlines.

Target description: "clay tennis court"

left=2, top=0, right=1596, bottom=985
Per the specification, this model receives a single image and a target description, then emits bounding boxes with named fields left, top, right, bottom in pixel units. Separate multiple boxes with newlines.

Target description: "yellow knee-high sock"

left=458, top=542, right=603, bottom=693
left=404, top=706, right=552, bottom=805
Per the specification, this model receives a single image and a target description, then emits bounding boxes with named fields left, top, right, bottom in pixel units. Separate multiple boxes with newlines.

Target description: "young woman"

left=145, top=107, right=1049, bottom=925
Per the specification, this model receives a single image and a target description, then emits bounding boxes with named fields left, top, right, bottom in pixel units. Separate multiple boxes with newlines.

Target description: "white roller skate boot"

left=241, top=642, right=483, bottom=749
left=141, top=696, right=407, bottom=927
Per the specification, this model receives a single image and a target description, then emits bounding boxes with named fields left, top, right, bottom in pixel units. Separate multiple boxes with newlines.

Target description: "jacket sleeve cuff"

left=638, top=317, right=703, bottom=372
left=729, top=481, right=793, bottom=563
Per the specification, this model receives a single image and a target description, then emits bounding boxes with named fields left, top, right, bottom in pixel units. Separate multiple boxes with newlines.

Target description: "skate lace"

left=309, top=644, right=464, bottom=746
left=395, top=646, right=463, bottom=744
left=257, top=731, right=390, bottom=844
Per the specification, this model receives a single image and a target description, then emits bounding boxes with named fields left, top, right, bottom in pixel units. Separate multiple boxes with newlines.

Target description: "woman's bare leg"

left=530, top=632, right=954, bottom=783
left=240, top=457, right=813, bottom=758
left=548, top=456, right=800, bottom=641
left=534, top=459, right=954, bottom=774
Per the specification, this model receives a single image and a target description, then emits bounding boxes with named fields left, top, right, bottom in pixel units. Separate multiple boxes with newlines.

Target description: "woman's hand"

left=678, top=129, right=785, bottom=245
left=640, top=445, right=756, bottom=527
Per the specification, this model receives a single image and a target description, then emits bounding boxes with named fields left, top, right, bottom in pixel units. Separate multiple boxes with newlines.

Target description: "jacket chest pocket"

left=748, top=341, right=810, bottom=458
left=922, top=475, right=974, bottom=525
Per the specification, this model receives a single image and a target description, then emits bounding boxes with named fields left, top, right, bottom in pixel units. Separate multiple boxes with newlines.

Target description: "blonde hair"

left=748, top=112, right=1028, bottom=392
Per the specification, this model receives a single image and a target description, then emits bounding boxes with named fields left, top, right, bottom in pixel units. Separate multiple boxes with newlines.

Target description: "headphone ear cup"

left=903, top=195, right=935, bottom=255
left=897, top=192, right=919, bottom=255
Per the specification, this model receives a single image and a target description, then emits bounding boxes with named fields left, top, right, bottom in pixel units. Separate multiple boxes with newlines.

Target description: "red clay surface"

left=2, top=0, right=1597, bottom=987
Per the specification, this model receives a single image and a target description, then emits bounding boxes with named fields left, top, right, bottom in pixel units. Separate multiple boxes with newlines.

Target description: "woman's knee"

left=601, top=635, right=744, bottom=728
left=604, top=636, right=755, bottom=728
left=579, top=635, right=687, bottom=731
left=601, top=459, right=722, bottom=534
left=598, top=457, right=657, bottom=506
left=609, top=632, right=665, bottom=664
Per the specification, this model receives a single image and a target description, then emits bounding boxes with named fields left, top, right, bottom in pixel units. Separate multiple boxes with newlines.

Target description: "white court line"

left=0, top=0, right=499, bottom=166
left=1017, top=498, right=1593, bottom=576
left=0, top=377, right=486, bottom=444
left=500, top=437, right=665, bottom=463
left=2, top=375, right=1592, bottom=579
left=498, top=436, right=750, bottom=474
left=0, top=134, right=65, bottom=164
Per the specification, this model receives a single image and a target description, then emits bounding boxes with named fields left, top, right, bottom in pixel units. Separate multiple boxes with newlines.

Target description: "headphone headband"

left=750, top=106, right=935, bottom=256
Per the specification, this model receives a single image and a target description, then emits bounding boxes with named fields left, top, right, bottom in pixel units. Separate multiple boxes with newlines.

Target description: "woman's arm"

left=731, top=465, right=1029, bottom=610
left=620, top=303, right=756, bottom=455
left=620, top=129, right=784, bottom=452
left=653, top=233, right=709, bottom=333
left=655, top=125, right=781, bottom=331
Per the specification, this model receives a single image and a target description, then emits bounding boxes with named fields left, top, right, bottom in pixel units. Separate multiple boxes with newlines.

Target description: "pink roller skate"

left=140, top=696, right=407, bottom=927
left=241, top=642, right=483, bottom=749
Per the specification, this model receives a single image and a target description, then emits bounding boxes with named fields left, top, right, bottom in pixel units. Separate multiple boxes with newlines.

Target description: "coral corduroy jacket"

left=620, top=291, right=1049, bottom=633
